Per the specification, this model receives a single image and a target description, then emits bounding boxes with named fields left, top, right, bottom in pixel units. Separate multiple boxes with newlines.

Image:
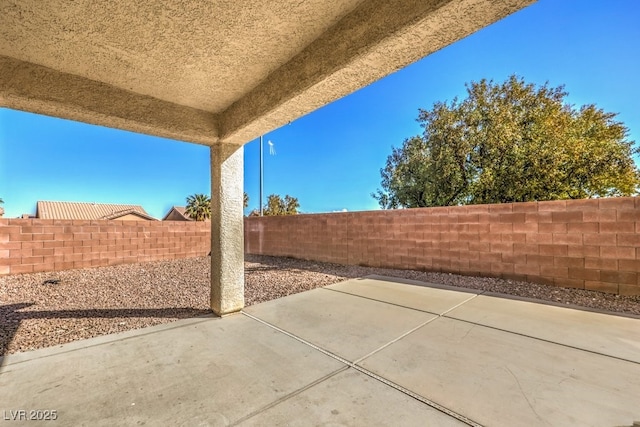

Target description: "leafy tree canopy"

left=250, top=194, right=300, bottom=216
left=374, top=75, right=639, bottom=208
left=185, top=193, right=211, bottom=221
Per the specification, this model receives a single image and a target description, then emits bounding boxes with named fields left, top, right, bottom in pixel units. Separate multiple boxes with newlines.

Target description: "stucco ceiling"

left=0, top=0, right=535, bottom=145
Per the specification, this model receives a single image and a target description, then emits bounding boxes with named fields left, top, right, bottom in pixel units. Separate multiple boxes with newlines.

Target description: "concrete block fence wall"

left=3, top=198, right=640, bottom=296
left=0, top=219, right=210, bottom=275
left=245, top=197, right=640, bottom=296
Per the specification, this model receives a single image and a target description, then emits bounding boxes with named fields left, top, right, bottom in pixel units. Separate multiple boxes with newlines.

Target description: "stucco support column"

left=210, top=143, right=244, bottom=316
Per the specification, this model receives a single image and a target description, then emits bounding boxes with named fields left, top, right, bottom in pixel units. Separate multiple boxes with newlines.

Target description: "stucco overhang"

left=0, top=0, right=534, bottom=146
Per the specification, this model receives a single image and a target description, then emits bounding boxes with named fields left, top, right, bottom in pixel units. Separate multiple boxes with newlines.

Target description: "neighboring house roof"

left=162, top=206, right=193, bottom=221
left=36, top=201, right=157, bottom=220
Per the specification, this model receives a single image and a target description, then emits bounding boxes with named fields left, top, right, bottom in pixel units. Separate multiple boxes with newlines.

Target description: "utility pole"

left=259, top=135, right=263, bottom=216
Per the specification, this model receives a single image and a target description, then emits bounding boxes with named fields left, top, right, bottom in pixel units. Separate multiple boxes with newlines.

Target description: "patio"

left=5, top=2, right=637, bottom=425
left=2, top=276, right=639, bottom=426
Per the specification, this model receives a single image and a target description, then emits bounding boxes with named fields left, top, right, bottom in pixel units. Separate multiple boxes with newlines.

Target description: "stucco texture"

left=0, top=0, right=534, bottom=146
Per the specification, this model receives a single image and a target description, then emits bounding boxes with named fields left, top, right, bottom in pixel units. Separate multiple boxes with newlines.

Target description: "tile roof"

left=162, top=206, right=193, bottom=221
left=36, top=201, right=157, bottom=220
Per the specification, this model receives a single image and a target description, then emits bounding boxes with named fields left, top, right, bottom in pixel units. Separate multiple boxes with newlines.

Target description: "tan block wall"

left=0, top=219, right=210, bottom=275
left=4, top=198, right=640, bottom=296
left=245, top=198, right=640, bottom=296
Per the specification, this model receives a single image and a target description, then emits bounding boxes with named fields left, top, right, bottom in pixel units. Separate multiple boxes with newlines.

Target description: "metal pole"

left=259, top=135, right=263, bottom=216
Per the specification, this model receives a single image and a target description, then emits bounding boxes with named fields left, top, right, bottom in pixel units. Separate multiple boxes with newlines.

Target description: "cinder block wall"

left=245, top=198, right=640, bottom=296
left=0, top=219, right=210, bottom=275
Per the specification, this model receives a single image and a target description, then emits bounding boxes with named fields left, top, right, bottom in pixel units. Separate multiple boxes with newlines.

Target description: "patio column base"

left=210, top=143, right=244, bottom=316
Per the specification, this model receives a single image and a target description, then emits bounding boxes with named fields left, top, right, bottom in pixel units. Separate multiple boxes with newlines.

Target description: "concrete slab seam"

left=241, top=311, right=482, bottom=426
left=364, top=274, right=640, bottom=320
left=323, top=284, right=485, bottom=317
left=363, top=274, right=640, bottom=319
left=353, top=315, right=441, bottom=364
left=326, top=280, right=640, bottom=366
left=323, top=287, right=441, bottom=315
left=352, top=292, right=481, bottom=365
left=349, top=362, right=483, bottom=427
left=229, top=367, right=349, bottom=426
left=443, top=314, right=640, bottom=366
left=242, top=311, right=354, bottom=366
left=363, top=274, right=484, bottom=295
left=439, top=293, right=486, bottom=316
left=481, top=291, right=640, bottom=320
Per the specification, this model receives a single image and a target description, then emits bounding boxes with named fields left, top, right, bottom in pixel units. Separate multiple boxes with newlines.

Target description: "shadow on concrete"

left=0, top=303, right=211, bottom=358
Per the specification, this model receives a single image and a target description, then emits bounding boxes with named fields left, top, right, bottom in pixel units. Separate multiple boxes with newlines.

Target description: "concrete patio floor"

left=1, top=276, right=639, bottom=426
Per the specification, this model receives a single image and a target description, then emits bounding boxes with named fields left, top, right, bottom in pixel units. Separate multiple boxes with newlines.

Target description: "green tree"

left=374, top=75, right=639, bottom=208
left=261, top=194, right=300, bottom=216
left=243, top=192, right=249, bottom=209
left=185, top=193, right=211, bottom=221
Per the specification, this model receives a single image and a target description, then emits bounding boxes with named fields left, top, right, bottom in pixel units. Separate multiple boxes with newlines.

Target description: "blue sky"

left=1, top=0, right=639, bottom=219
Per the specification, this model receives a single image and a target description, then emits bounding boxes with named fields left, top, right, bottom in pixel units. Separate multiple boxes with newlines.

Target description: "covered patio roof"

left=1, top=0, right=534, bottom=146
left=0, top=0, right=535, bottom=315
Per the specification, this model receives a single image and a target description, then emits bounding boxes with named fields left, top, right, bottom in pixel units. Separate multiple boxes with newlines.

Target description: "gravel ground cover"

left=2, top=254, right=639, bottom=355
